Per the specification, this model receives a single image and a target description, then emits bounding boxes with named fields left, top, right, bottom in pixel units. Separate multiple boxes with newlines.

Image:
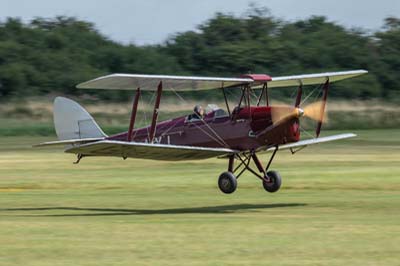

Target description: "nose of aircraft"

left=297, top=108, right=304, bottom=117
left=271, top=106, right=303, bottom=125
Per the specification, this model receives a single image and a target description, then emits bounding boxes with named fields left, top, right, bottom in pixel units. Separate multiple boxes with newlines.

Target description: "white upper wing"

left=66, top=140, right=238, bottom=161
left=77, top=74, right=253, bottom=91
left=258, top=70, right=368, bottom=89
left=76, top=70, right=367, bottom=91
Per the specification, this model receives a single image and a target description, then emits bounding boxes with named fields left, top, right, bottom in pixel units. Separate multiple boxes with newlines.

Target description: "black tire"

left=218, top=172, right=237, bottom=194
left=263, top=170, right=282, bottom=193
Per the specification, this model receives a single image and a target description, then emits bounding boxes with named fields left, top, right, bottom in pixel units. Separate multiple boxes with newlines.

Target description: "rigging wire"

left=300, top=124, right=315, bottom=139
left=300, top=83, right=322, bottom=106
left=289, top=86, right=297, bottom=99
left=191, top=122, right=228, bottom=148
left=170, top=88, right=230, bottom=148
left=156, top=88, right=188, bottom=136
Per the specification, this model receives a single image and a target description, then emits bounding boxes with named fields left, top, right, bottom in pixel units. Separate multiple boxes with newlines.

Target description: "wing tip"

left=76, top=73, right=119, bottom=89
left=353, top=69, right=368, bottom=75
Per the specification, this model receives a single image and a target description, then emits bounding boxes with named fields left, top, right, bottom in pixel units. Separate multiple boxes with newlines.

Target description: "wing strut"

left=316, top=79, right=329, bottom=137
left=294, top=84, right=303, bottom=107
left=256, top=83, right=269, bottom=107
left=222, top=87, right=231, bottom=116
left=149, top=81, right=163, bottom=143
left=127, top=87, right=141, bottom=142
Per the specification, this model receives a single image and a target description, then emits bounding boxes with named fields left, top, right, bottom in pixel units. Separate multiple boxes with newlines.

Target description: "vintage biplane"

left=36, top=70, right=367, bottom=194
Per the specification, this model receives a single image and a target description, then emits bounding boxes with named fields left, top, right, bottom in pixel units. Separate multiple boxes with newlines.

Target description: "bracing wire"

left=300, top=83, right=322, bottom=106
left=191, top=122, right=228, bottom=148
left=170, top=88, right=230, bottom=148
left=300, top=124, right=315, bottom=139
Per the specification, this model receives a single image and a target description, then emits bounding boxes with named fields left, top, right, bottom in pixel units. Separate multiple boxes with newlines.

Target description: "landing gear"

left=262, top=170, right=282, bottom=193
left=219, top=147, right=282, bottom=194
left=218, top=172, right=237, bottom=194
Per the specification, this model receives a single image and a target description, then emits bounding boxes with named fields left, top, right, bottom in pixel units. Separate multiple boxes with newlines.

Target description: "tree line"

left=0, top=7, right=399, bottom=101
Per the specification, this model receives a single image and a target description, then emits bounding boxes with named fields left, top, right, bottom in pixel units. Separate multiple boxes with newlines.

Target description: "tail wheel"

left=263, top=170, right=282, bottom=193
left=218, top=172, right=237, bottom=194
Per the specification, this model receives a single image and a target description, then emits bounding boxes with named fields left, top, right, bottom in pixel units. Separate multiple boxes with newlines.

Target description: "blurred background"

left=0, top=0, right=399, bottom=135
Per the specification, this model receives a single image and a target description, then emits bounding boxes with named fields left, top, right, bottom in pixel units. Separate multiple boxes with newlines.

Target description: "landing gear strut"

left=217, top=147, right=281, bottom=194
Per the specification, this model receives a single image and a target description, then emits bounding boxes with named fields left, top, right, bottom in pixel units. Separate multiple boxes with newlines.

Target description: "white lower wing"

left=66, top=140, right=238, bottom=161
left=263, top=133, right=356, bottom=152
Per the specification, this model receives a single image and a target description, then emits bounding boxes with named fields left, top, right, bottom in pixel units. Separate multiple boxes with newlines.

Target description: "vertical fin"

left=53, top=97, right=107, bottom=141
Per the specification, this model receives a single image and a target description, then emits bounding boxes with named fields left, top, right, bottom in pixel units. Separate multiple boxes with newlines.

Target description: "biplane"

left=36, top=70, right=367, bottom=194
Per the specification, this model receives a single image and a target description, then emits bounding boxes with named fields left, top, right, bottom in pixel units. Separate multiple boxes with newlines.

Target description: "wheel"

left=218, top=172, right=237, bottom=194
left=263, top=170, right=282, bottom=193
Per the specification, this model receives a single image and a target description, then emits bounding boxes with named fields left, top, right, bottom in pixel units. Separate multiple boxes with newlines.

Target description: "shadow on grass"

left=0, top=203, right=306, bottom=217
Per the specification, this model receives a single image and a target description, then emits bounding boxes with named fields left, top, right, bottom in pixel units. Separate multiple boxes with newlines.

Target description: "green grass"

left=0, top=129, right=399, bottom=265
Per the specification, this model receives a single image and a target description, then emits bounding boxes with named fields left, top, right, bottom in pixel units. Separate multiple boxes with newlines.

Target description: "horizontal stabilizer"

left=66, top=140, right=238, bottom=161
left=33, top=138, right=104, bottom=147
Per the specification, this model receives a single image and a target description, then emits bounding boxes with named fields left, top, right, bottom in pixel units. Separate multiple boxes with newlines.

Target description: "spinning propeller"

left=271, top=89, right=329, bottom=137
left=271, top=101, right=327, bottom=123
left=271, top=80, right=330, bottom=137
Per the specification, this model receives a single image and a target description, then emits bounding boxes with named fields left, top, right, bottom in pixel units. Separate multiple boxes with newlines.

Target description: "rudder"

left=53, top=97, right=107, bottom=140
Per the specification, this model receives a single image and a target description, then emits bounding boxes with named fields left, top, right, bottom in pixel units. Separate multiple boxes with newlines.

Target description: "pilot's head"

left=194, top=105, right=204, bottom=117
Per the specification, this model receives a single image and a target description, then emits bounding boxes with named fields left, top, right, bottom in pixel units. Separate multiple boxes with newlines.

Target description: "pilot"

left=190, top=105, right=204, bottom=120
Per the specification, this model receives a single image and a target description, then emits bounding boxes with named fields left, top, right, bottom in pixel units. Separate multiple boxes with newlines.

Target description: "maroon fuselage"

left=107, top=106, right=300, bottom=152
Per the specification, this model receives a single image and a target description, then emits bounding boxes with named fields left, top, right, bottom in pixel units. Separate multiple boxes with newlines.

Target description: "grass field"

left=0, top=129, right=399, bottom=265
